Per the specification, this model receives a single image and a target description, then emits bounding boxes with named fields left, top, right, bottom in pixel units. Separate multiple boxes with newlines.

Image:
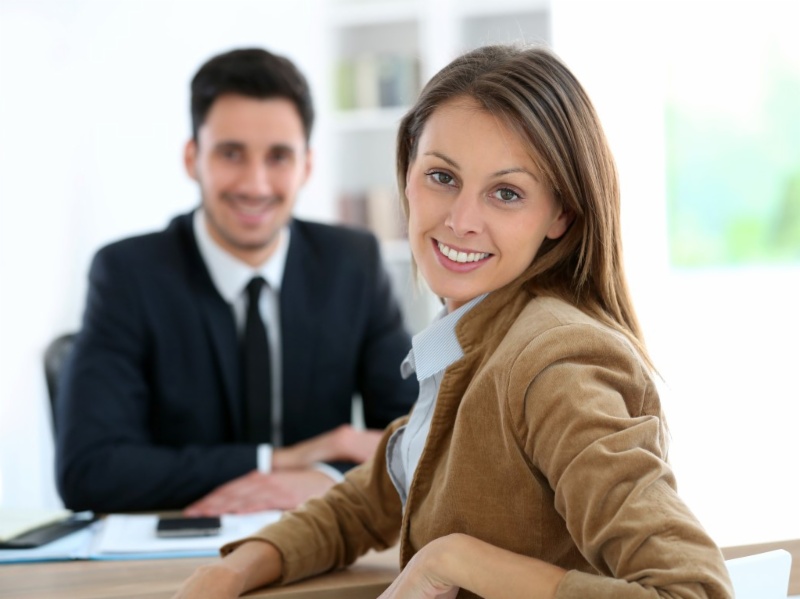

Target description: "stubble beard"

left=202, top=192, right=284, bottom=257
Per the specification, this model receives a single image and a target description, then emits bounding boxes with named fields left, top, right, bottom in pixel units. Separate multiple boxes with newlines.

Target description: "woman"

left=173, top=44, right=733, bottom=599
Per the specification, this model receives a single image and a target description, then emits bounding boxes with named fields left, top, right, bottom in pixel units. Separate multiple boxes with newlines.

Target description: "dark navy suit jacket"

left=56, top=212, right=417, bottom=512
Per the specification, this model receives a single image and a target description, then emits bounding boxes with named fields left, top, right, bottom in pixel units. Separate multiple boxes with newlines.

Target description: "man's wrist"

left=257, top=444, right=273, bottom=474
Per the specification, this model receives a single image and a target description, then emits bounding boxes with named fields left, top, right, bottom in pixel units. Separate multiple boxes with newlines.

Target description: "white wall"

left=552, top=0, right=800, bottom=547
left=0, top=0, right=331, bottom=509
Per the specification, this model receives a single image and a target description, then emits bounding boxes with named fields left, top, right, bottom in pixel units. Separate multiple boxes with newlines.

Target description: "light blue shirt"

left=386, top=294, right=487, bottom=507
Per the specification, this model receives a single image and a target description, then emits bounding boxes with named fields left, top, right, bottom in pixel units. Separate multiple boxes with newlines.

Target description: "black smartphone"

left=155, top=516, right=221, bottom=538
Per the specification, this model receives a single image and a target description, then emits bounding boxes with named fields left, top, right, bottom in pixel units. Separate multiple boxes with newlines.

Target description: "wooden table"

left=4, top=537, right=797, bottom=598
left=0, top=548, right=400, bottom=599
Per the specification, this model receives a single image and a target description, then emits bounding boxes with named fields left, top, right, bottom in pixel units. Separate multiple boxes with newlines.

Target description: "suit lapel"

left=280, top=221, right=321, bottom=419
left=175, top=213, right=244, bottom=439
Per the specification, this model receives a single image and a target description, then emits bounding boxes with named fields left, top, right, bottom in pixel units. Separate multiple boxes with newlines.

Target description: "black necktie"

left=243, top=276, right=272, bottom=443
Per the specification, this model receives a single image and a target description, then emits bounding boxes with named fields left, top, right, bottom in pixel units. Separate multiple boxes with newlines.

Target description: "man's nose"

left=241, top=161, right=273, bottom=197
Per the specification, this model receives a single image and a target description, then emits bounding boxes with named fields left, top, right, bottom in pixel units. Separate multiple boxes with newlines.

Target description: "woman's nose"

left=444, top=192, right=484, bottom=237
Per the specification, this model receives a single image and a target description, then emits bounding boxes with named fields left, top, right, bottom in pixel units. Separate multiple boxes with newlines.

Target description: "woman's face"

left=406, top=98, right=571, bottom=312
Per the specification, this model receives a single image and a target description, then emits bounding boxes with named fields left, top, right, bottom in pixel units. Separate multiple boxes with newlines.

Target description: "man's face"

left=184, top=94, right=312, bottom=266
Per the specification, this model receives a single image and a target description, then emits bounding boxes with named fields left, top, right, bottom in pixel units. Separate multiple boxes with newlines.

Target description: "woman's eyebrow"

left=426, top=151, right=540, bottom=182
left=493, top=167, right=540, bottom=182
left=425, top=151, right=460, bottom=169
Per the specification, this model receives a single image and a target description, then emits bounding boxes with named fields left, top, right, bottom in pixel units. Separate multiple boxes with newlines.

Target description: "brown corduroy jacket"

left=223, top=281, right=733, bottom=599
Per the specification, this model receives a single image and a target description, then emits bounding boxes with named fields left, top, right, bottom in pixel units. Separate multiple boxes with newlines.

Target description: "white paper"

left=92, top=511, right=282, bottom=556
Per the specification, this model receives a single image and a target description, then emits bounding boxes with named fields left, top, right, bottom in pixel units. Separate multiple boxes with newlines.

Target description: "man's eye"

left=269, top=150, right=292, bottom=164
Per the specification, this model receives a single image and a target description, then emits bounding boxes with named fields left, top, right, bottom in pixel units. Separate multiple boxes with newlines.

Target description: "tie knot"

left=246, top=276, right=267, bottom=304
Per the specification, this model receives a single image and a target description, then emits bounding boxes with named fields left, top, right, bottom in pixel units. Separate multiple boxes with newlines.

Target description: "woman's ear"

left=545, top=207, right=575, bottom=240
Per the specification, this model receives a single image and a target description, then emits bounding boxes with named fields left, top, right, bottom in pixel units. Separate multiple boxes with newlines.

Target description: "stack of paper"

left=0, top=511, right=282, bottom=564
left=92, top=512, right=283, bottom=559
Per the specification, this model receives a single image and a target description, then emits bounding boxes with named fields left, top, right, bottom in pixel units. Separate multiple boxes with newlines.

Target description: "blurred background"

left=0, top=0, right=798, bottom=549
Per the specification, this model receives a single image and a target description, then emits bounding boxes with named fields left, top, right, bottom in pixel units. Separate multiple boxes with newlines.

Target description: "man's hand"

left=184, top=469, right=336, bottom=516
left=272, top=425, right=384, bottom=470
left=184, top=426, right=384, bottom=516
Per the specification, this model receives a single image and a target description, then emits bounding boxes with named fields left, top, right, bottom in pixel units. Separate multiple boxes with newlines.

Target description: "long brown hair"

left=397, top=44, right=654, bottom=370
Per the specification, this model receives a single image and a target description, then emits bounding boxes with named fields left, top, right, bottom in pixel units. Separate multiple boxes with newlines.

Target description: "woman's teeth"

left=437, top=242, right=490, bottom=264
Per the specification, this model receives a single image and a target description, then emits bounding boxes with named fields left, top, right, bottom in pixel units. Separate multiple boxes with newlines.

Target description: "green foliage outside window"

left=666, top=15, right=800, bottom=267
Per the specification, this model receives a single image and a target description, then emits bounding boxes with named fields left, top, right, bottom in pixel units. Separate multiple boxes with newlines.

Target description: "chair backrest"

left=725, top=549, right=792, bottom=599
left=43, top=333, right=76, bottom=432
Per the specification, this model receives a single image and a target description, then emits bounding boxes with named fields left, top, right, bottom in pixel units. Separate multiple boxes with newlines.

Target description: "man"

left=55, top=48, right=417, bottom=514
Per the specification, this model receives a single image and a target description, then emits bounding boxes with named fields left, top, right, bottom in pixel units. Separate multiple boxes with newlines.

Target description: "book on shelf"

left=337, top=187, right=406, bottom=242
left=354, top=53, right=381, bottom=110
left=366, top=186, right=406, bottom=241
left=338, top=190, right=369, bottom=230
left=335, top=53, right=420, bottom=111
left=378, top=54, right=418, bottom=108
left=335, top=59, right=357, bottom=110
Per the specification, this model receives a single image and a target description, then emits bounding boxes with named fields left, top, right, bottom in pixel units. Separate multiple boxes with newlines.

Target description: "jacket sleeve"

left=356, top=236, right=418, bottom=428
left=55, top=246, right=255, bottom=512
left=221, top=416, right=407, bottom=584
left=508, top=323, right=733, bottom=599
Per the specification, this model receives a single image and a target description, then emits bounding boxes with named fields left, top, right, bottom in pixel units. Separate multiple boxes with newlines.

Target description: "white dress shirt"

left=193, top=209, right=342, bottom=482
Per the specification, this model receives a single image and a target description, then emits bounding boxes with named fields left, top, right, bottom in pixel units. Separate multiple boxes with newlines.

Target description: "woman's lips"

left=432, top=239, right=492, bottom=272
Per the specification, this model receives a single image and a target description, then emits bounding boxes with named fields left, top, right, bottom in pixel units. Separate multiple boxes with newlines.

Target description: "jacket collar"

left=455, top=275, right=535, bottom=359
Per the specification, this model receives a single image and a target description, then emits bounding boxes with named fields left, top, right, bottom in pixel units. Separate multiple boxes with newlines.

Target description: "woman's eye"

left=493, top=188, right=520, bottom=202
left=432, top=171, right=454, bottom=186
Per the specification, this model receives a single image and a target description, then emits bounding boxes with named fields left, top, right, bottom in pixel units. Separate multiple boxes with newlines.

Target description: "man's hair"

left=190, top=47, right=314, bottom=143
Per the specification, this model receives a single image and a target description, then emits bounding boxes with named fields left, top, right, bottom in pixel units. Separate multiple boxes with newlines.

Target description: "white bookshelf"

left=332, top=106, right=408, bottom=132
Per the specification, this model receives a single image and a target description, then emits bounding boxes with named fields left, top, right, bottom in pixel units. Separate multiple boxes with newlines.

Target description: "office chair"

left=724, top=549, right=792, bottom=599
left=43, top=332, right=76, bottom=433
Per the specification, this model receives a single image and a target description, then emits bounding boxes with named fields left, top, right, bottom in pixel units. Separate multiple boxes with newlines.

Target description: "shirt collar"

left=193, top=208, right=290, bottom=303
left=404, top=294, right=487, bottom=381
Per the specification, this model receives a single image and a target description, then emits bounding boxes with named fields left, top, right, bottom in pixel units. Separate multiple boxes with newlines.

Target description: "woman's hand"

left=378, top=534, right=566, bottom=599
left=377, top=536, right=460, bottom=599
left=171, top=541, right=283, bottom=599
left=171, top=563, right=246, bottom=599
